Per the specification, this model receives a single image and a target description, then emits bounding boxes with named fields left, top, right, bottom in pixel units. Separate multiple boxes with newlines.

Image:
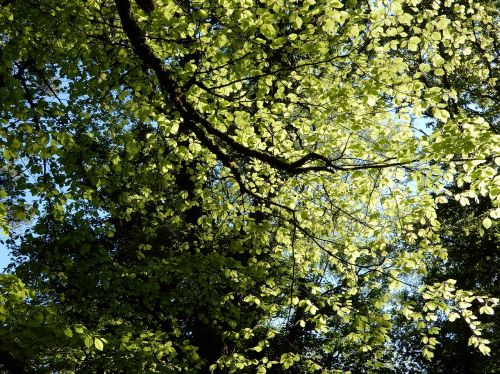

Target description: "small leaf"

left=280, top=353, right=288, bottom=363
left=84, top=336, right=93, bottom=348
left=94, top=337, right=104, bottom=351
left=479, top=343, right=491, bottom=356
left=480, top=306, right=494, bottom=315
left=367, top=96, right=377, bottom=106
left=431, top=31, right=441, bottom=41
left=448, top=312, right=460, bottom=322
left=260, top=23, right=276, bottom=39
left=74, top=325, right=84, bottom=334
left=482, top=217, right=492, bottom=229
left=290, top=13, right=303, bottom=29
left=63, top=328, right=73, bottom=338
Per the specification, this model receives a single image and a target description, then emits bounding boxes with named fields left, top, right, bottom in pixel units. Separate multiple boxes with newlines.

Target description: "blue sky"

left=0, top=234, right=11, bottom=272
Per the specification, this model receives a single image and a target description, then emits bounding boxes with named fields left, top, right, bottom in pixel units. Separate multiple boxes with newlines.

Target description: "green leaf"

left=331, top=0, right=344, bottom=8
left=482, top=217, right=492, bottom=229
left=260, top=23, right=276, bottom=39
left=63, top=328, right=73, bottom=338
left=448, top=312, right=460, bottom=322
left=84, top=336, right=93, bottom=349
left=74, top=325, right=84, bottom=334
left=290, top=13, right=303, bottom=29
left=94, top=337, right=104, bottom=351
left=479, top=343, right=491, bottom=356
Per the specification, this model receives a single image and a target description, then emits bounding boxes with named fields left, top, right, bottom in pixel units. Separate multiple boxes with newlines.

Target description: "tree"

left=425, top=194, right=499, bottom=373
left=1, top=0, right=499, bottom=372
left=391, top=184, right=500, bottom=373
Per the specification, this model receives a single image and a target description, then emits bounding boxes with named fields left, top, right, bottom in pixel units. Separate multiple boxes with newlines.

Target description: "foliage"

left=0, top=274, right=96, bottom=373
left=392, top=189, right=500, bottom=373
left=0, top=0, right=499, bottom=372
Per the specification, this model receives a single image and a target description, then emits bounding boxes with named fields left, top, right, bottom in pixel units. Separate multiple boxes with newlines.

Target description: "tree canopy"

left=392, top=188, right=500, bottom=373
left=0, top=0, right=499, bottom=372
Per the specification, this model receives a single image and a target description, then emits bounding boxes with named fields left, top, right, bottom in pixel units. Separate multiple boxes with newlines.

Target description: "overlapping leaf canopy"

left=0, top=0, right=499, bottom=372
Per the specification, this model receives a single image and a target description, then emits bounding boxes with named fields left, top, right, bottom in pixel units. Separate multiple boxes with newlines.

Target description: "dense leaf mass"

left=0, top=0, right=499, bottom=372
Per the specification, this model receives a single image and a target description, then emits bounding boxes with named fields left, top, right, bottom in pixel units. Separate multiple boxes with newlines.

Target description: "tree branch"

left=114, top=0, right=416, bottom=181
